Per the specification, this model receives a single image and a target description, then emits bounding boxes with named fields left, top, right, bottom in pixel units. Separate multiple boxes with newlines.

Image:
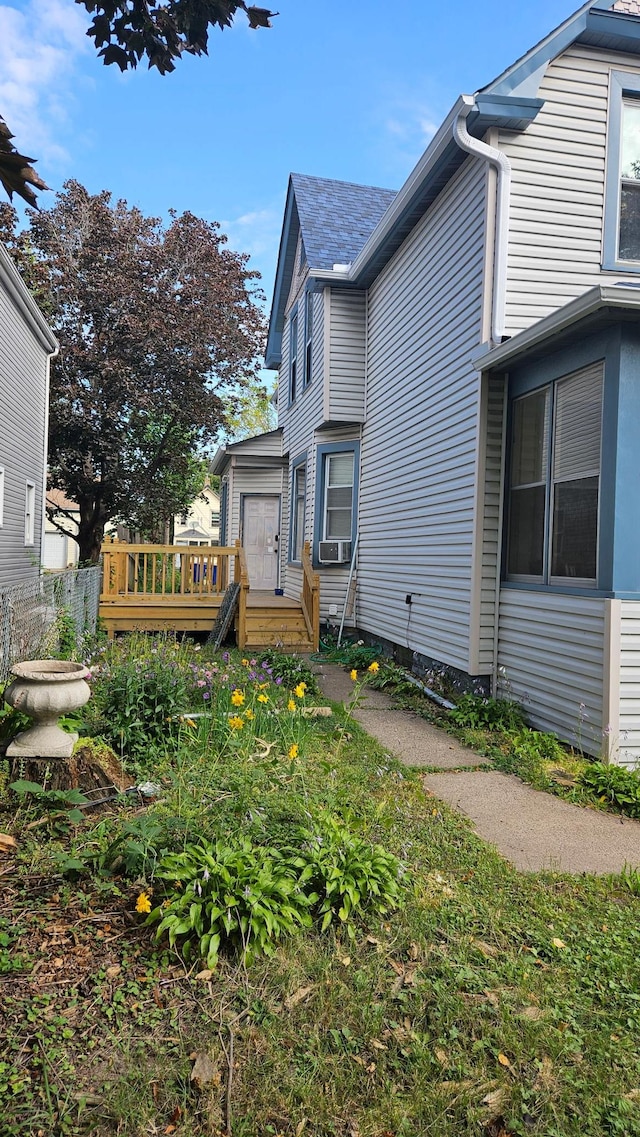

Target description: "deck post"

left=235, top=539, right=250, bottom=650
left=301, top=541, right=320, bottom=651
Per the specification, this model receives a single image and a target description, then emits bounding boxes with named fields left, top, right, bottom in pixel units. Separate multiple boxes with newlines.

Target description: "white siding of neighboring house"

left=501, top=45, right=640, bottom=335
left=497, top=589, right=606, bottom=755
left=357, top=156, right=488, bottom=673
left=0, top=268, right=51, bottom=588
left=232, top=467, right=284, bottom=549
left=326, top=289, right=366, bottom=424
left=617, top=600, right=640, bottom=769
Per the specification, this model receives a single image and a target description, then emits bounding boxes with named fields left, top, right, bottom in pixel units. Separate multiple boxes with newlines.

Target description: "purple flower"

left=275, top=677, right=283, bottom=685
left=203, top=692, right=210, bottom=700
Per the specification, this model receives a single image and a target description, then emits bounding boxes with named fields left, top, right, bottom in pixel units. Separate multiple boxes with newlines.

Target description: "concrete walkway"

left=314, top=661, right=640, bottom=874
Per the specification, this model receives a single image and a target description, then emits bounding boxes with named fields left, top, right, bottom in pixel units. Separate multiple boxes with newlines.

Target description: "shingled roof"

left=291, top=173, right=397, bottom=270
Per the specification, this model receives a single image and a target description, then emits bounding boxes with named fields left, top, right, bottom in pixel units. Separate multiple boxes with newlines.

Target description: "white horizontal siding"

left=497, top=589, right=606, bottom=754
left=328, top=290, right=366, bottom=423
left=501, top=45, right=640, bottom=335
left=0, top=279, right=48, bottom=587
left=617, top=600, right=640, bottom=769
left=357, top=156, right=487, bottom=673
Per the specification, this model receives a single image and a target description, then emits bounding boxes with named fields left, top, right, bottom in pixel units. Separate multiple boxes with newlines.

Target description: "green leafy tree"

left=2, top=181, right=265, bottom=562
left=222, top=378, right=277, bottom=442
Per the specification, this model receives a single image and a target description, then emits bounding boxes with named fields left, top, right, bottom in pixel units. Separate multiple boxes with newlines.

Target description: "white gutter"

left=453, top=95, right=511, bottom=346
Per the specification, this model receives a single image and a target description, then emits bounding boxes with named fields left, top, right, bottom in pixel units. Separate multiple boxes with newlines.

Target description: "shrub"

left=149, top=838, right=313, bottom=967
left=449, top=693, right=525, bottom=731
left=578, top=762, right=640, bottom=818
left=85, top=634, right=191, bottom=760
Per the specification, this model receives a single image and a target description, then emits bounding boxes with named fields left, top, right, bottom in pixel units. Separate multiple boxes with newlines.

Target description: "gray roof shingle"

left=291, top=173, right=397, bottom=270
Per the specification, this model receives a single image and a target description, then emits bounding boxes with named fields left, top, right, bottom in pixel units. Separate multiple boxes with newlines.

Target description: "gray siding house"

left=219, top=0, right=640, bottom=768
left=0, top=244, right=57, bottom=588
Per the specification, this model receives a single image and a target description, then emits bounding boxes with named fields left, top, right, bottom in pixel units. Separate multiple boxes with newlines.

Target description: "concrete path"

left=314, top=661, right=640, bottom=874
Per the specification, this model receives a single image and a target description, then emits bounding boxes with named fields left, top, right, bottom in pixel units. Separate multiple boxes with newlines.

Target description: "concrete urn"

left=5, top=660, right=91, bottom=759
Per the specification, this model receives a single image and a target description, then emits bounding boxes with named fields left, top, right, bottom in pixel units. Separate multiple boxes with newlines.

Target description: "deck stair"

left=243, top=593, right=314, bottom=651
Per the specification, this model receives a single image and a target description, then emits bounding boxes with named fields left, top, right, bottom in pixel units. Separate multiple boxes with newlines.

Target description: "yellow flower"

left=368, top=661, right=380, bottom=673
left=257, top=693, right=269, bottom=704
left=350, top=669, right=358, bottom=681
left=231, top=689, right=245, bottom=706
left=288, top=744, right=299, bottom=759
left=185, top=718, right=196, bottom=728
left=294, top=683, right=306, bottom=698
left=241, top=658, right=249, bottom=666
left=229, top=715, right=244, bottom=730
left=287, top=699, right=296, bottom=712
left=135, top=892, right=152, bottom=914
left=245, top=708, right=255, bottom=721
left=257, top=682, right=269, bottom=690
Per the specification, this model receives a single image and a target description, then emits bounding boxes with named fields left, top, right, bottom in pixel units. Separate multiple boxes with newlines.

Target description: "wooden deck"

left=99, top=540, right=319, bottom=650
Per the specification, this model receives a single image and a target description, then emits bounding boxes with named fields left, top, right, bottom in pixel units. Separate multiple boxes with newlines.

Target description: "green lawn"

left=1, top=639, right=639, bottom=1137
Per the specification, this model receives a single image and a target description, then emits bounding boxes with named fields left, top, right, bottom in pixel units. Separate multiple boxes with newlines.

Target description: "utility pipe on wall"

left=453, top=95, right=511, bottom=346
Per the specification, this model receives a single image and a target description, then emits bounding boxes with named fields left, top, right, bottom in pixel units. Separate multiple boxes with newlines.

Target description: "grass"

left=0, top=640, right=639, bottom=1136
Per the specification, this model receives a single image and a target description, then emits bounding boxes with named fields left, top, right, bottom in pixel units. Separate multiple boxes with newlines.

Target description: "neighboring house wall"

left=501, top=45, right=640, bottom=335
left=174, top=485, right=220, bottom=545
left=0, top=246, right=57, bottom=588
left=357, top=157, right=488, bottom=673
left=618, top=599, right=640, bottom=768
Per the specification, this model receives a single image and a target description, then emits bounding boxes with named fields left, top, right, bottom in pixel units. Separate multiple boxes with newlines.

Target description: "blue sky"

left=1, top=0, right=580, bottom=306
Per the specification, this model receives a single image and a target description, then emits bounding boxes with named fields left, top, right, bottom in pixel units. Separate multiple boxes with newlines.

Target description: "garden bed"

left=0, top=636, right=639, bottom=1137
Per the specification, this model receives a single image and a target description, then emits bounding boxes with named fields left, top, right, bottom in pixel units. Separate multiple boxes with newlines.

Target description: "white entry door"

left=243, top=496, right=280, bottom=590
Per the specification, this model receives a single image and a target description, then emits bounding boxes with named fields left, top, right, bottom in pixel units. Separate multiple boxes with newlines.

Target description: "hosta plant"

left=291, top=813, right=406, bottom=938
left=149, top=838, right=313, bottom=967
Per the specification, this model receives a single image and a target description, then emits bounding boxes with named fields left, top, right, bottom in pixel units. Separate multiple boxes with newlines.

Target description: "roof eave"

left=473, top=285, right=640, bottom=370
left=0, top=244, right=58, bottom=354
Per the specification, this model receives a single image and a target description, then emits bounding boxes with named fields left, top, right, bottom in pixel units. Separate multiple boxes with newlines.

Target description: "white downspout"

left=453, top=94, right=511, bottom=345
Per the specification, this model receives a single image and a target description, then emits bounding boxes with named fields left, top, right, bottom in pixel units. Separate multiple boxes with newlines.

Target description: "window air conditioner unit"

left=318, top=540, right=351, bottom=564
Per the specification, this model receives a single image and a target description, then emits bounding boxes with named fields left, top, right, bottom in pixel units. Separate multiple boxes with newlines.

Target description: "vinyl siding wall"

left=618, top=599, right=640, bottom=769
left=497, top=589, right=606, bottom=754
left=357, top=156, right=488, bottom=673
left=327, top=290, right=366, bottom=423
left=501, top=45, right=640, bottom=335
left=478, top=375, right=507, bottom=672
left=0, top=281, right=48, bottom=587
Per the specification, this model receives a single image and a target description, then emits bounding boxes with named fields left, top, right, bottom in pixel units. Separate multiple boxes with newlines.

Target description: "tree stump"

left=9, top=740, right=134, bottom=797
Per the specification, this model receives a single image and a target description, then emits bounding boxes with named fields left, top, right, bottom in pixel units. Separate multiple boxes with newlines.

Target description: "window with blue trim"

left=290, top=459, right=306, bottom=562
left=289, top=309, right=298, bottom=404
left=506, top=363, right=603, bottom=586
left=303, top=291, right=313, bottom=388
left=604, top=71, right=640, bottom=268
left=314, top=442, right=359, bottom=562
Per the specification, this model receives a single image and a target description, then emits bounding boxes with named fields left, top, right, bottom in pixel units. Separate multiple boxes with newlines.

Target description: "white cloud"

left=220, top=204, right=283, bottom=288
left=0, top=0, right=89, bottom=169
left=375, top=87, right=444, bottom=179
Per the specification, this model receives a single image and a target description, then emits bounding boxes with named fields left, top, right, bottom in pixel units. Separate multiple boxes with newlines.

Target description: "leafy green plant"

left=84, top=634, right=191, bottom=760
left=54, top=606, right=78, bottom=660
left=9, top=779, right=89, bottom=830
left=290, top=813, right=406, bottom=938
left=258, top=650, right=319, bottom=696
left=449, top=693, right=525, bottom=731
left=578, top=762, right=640, bottom=818
left=149, top=838, right=313, bottom=967
left=58, top=813, right=180, bottom=880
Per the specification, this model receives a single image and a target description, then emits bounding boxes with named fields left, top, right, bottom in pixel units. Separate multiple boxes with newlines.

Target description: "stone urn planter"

left=5, top=660, right=91, bottom=759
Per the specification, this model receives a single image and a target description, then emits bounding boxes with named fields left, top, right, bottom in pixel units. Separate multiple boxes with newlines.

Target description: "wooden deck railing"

left=101, top=540, right=237, bottom=601
left=300, top=541, right=320, bottom=651
left=235, top=539, right=250, bottom=649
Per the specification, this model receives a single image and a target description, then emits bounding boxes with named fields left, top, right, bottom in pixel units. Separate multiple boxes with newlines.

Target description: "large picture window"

left=507, top=363, right=603, bottom=586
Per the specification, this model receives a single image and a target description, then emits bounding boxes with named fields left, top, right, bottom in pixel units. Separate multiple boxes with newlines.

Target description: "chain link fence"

left=0, top=566, right=102, bottom=684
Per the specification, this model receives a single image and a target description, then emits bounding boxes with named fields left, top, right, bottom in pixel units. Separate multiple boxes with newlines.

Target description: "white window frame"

left=323, top=452, right=355, bottom=542
left=290, top=460, right=306, bottom=562
left=603, top=70, right=640, bottom=271
left=24, top=480, right=35, bottom=546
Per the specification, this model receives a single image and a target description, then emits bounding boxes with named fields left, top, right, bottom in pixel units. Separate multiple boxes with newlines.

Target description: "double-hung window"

left=603, top=71, right=640, bottom=268
left=323, top=452, right=354, bottom=541
left=507, top=363, right=603, bottom=586
left=289, top=309, right=298, bottom=404
left=290, top=460, right=306, bottom=561
left=303, top=291, right=313, bottom=388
